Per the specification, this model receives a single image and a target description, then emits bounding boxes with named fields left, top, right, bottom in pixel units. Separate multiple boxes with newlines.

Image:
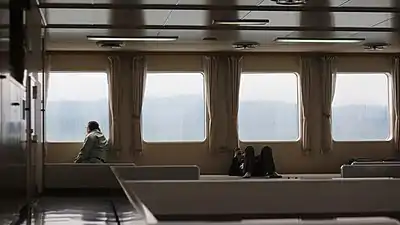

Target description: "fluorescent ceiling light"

left=213, top=19, right=269, bottom=26
left=0, top=37, right=9, bottom=42
left=87, top=36, right=179, bottom=42
left=275, top=37, right=365, bottom=43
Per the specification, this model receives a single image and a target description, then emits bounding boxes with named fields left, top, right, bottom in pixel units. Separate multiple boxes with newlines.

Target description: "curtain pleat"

left=131, top=56, right=147, bottom=156
left=204, top=56, right=224, bottom=152
left=392, top=56, right=400, bottom=152
left=300, top=57, right=313, bottom=153
left=320, top=56, right=337, bottom=154
left=107, top=56, right=123, bottom=157
left=226, top=56, right=243, bottom=150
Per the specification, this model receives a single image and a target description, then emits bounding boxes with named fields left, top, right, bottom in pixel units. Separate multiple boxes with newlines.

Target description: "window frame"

left=45, top=71, right=110, bottom=143
left=142, top=71, right=208, bottom=144
left=331, top=72, right=393, bottom=143
left=238, top=72, right=302, bottom=143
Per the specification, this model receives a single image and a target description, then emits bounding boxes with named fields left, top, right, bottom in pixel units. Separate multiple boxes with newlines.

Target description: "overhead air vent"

left=232, top=41, right=260, bottom=50
left=363, top=43, right=389, bottom=51
left=271, top=0, right=307, bottom=5
left=96, top=41, right=125, bottom=49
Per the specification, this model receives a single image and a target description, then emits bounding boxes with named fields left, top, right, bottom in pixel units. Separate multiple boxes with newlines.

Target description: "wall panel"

left=147, top=55, right=203, bottom=72
left=44, top=53, right=397, bottom=174
left=336, top=56, right=392, bottom=73
left=243, top=55, right=300, bottom=73
left=49, top=53, right=108, bottom=72
left=0, top=74, right=26, bottom=191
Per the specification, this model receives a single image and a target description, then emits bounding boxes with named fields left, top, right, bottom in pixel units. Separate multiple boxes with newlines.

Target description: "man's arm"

left=74, top=135, right=96, bottom=163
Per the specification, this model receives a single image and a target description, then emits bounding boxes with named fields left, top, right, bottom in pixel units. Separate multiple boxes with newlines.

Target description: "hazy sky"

left=47, top=72, right=390, bottom=106
left=332, top=73, right=389, bottom=106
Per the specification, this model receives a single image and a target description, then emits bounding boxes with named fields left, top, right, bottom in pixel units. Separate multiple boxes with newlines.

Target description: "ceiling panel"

left=158, top=29, right=291, bottom=43
left=373, top=16, right=398, bottom=28
left=341, top=0, right=394, bottom=7
left=286, top=31, right=356, bottom=38
left=333, top=12, right=393, bottom=27
left=166, top=10, right=250, bottom=25
left=45, top=9, right=170, bottom=25
left=157, top=30, right=207, bottom=41
left=47, top=28, right=158, bottom=40
left=352, top=32, right=395, bottom=43
left=244, top=11, right=299, bottom=26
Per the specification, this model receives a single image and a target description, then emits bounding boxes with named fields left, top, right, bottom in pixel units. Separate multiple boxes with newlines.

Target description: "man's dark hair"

left=87, top=121, right=100, bottom=132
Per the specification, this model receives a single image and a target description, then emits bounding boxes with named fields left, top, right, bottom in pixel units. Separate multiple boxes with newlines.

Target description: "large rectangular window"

left=142, top=72, right=206, bottom=142
left=46, top=72, right=109, bottom=142
left=332, top=73, right=391, bottom=141
left=238, top=73, right=300, bottom=142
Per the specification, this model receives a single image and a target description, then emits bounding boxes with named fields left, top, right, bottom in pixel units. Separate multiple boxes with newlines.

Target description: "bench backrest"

left=341, top=164, right=400, bottom=178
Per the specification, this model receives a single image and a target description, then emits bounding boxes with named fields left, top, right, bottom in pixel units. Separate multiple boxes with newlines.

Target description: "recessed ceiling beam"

left=34, top=4, right=400, bottom=13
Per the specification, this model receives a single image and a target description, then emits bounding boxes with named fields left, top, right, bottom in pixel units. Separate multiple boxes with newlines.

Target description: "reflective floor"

left=0, top=197, right=26, bottom=224
left=29, top=197, right=147, bottom=225
left=0, top=194, right=147, bottom=225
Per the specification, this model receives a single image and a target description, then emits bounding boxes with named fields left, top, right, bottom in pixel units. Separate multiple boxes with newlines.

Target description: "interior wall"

left=45, top=53, right=395, bottom=174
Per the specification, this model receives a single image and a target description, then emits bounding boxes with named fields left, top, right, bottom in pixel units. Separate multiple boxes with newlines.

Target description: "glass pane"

left=46, top=72, right=109, bottom=142
left=238, top=73, right=300, bottom=142
left=332, top=73, right=390, bottom=141
left=142, top=73, right=206, bottom=142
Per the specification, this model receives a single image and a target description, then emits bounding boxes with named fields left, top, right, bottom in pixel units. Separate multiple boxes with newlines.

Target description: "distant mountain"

left=46, top=95, right=390, bottom=142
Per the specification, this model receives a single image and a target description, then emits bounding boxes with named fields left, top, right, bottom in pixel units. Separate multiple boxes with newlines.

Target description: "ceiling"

left=0, top=0, right=400, bottom=52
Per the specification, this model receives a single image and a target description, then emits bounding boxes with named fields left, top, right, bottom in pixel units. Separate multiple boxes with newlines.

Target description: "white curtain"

left=300, top=57, right=314, bottom=153
left=203, top=56, right=226, bottom=152
left=130, top=56, right=147, bottom=156
left=392, top=57, right=400, bottom=152
left=107, top=56, right=123, bottom=157
left=320, top=56, right=337, bottom=154
left=226, top=56, right=243, bottom=150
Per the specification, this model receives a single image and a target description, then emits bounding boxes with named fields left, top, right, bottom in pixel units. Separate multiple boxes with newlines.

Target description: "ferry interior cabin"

left=2, top=0, right=400, bottom=224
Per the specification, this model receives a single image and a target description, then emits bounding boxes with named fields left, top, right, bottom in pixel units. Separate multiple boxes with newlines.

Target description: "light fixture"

left=87, top=36, right=179, bottom=42
left=363, top=42, right=390, bottom=51
left=232, top=41, right=260, bottom=50
left=213, top=19, right=269, bottom=26
left=271, top=0, right=307, bottom=5
left=275, top=37, right=365, bottom=43
left=0, top=37, right=9, bottom=42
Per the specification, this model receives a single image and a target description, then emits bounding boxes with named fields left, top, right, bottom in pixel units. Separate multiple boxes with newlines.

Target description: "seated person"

left=229, top=146, right=282, bottom=179
left=74, top=121, right=108, bottom=163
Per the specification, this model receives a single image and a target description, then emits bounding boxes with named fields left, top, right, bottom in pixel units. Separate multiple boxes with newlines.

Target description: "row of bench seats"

left=45, top=163, right=200, bottom=189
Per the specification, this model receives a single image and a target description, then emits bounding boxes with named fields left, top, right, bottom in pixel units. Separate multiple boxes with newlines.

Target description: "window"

left=332, top=73, right=391, bottom=141
left=238, top=73, right=300, bottom=142
left=142, top=73, right=206, bottom=142
left=46, top=72, right=109, bottom=142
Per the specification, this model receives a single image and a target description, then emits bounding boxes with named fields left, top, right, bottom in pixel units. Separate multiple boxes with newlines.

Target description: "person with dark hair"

left=230, top=146, right=282, bottom=178
left=74, top=121, right=108, bottom=163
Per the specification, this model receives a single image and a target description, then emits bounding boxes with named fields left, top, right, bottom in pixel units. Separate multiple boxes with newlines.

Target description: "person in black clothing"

left=229, top=146, right=282, bottom=179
